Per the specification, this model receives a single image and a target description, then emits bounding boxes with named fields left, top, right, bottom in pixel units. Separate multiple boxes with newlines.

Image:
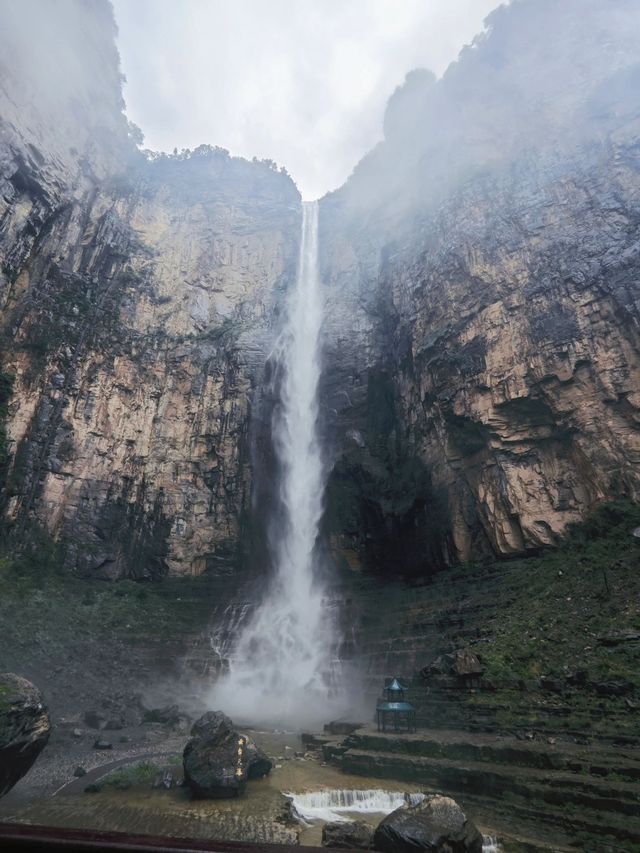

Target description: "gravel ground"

left=0, top=721, right=188, bottom=806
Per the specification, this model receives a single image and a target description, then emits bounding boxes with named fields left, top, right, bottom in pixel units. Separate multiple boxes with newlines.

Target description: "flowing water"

left=288, top=789, right=426, bottom=823
left=0, top=729, right=503, bottom=849
left=210, top=201, right=340, bottom=728
left=287, top=789, right=500, bottom=850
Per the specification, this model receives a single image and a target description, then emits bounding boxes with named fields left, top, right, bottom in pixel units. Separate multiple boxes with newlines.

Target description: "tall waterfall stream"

left=211, top=201, right=340, bottom=728
left=198, top=203, right=503, bottom=848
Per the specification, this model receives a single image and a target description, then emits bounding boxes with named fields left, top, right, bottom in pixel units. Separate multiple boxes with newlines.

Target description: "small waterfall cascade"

left=288, top=790, right=425, bottom=823
left=208, top=602, right=252, bottom=671
left=210, top=200, right=339, bottom=727
left=287, top=790, right=501, bottom=850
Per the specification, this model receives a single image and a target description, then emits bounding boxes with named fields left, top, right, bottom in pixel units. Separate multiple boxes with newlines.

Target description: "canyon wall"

left=319, top=0, right=640, bottom=572
left=1, top=0, right=640, bottom=581
left=0, top=0, right=299, bottom=577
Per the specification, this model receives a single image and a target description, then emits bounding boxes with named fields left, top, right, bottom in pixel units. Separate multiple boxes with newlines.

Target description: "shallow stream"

left=0, top=730, right=501, bottom=848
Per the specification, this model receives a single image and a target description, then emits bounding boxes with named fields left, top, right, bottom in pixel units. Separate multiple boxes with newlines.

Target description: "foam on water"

left=287, top=789, right=425, bottom=823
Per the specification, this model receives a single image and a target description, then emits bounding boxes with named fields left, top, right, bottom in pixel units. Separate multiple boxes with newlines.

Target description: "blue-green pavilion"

left=376, top=678, right=416, bottom=732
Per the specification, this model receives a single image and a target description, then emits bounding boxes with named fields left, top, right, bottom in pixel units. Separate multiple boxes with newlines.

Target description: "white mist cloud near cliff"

left=112, top=0, right=502, bottom=199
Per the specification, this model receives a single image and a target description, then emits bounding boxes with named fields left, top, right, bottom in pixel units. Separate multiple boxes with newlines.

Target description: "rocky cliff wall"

left=0, top=0, right=300, bottom=577
left=319, top=0, right=640, bottom=571
left=2, top=0, right=640, bottom=582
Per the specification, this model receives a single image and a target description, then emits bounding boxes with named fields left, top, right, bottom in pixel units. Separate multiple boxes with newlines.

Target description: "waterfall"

left=287, top=789, right=501, bottom=850
left=210, top=200, right=338, bottom=727
left=288, top=790, right=425, bottom=823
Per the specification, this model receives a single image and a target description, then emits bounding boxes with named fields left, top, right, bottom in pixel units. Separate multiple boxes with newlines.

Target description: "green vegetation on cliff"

left=349, top=500, right=640, bottom=744
left=477, top=501, right=640, bottom=690
left=0, top=502, right=638, bottom=747
left=0, top=539, right=213, bottom=641
left=0, top=529, right=218, bottom=716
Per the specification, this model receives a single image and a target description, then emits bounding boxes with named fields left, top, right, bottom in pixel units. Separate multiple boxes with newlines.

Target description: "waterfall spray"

left=210, top=200, right=338, bottom=727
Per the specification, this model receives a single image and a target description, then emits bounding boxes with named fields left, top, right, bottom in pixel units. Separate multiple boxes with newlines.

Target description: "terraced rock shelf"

left=320, top=727, right=640, bottom=851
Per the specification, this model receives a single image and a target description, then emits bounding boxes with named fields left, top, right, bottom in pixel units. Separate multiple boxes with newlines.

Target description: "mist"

left=0, top=0, right=132, bottom=176
left=325, top=0, right=640, bottom=224
left=112, top=0, right=501, bottom=199
left=2, top=0, right=640, bottom=846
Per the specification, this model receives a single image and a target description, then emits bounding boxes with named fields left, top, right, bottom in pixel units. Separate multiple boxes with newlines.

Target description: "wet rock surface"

left=373, top=795, right=483, bottom=853
left=0, top=3, right=638, bottom=850
left=183, top=711, right=271, bottom=798
left=421, top=649, right=483, bottom=681
left=322, top=819, right=374, bottom=848
left=0, top=0, right=640, bottom=585
left=319, top=0, right=640, bottom=571
left=336, top=725, right=640, bottom=849
left=142, top=705, right=183, bottom=727
left=0, top=0, right=299, bottom=580
left=324, top=721, right=363, bottom=736
left=0, top=673, right=51, bottom=798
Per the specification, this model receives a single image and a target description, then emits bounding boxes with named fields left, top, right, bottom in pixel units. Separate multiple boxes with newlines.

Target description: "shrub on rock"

left=374, top=794, right=483, bottom=853
left=0, top=673, right=51, bottom=798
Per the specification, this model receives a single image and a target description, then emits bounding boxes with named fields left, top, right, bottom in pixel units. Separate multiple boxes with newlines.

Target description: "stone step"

left=343, top=729, right=640, bottom=783
left=433, top=787, right=634, bottom=853
left=339, top=748, right=640, bottom=831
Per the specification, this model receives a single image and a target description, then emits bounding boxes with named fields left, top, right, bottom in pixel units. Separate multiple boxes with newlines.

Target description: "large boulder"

left=373, top=794, right=483, bottom=853
left=421, top=649, right=483, bottom=681
left=190, top=710, right=233, bottom=739
left=322, top=820, right=374, bottom=849
left=0, top=673, right=51, bottom=798
left=450, top=649, right=484, bottom=679
left=183, top=711, right=271, bottom=798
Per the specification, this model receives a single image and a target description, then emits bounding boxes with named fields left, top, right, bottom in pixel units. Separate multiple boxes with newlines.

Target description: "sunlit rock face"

left=0, top=0, right=299, bottom=577
left=319, top=0, right=640, bottom=570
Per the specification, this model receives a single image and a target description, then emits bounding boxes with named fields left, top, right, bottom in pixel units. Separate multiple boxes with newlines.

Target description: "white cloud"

left=112, top=0, right=501, bottom=199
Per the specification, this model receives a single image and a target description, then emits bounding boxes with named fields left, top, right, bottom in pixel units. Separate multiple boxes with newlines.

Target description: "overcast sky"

left=112, top=0, right=502, bottom=199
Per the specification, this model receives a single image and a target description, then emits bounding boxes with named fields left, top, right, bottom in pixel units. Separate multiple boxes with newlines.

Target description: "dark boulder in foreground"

left=374, top=794, right=483, bottom=853
left=183, top=710, right=272, bottom=798
left=0, top=673, right=51, bottom=798
left=322, top=820, right=374, bottom=849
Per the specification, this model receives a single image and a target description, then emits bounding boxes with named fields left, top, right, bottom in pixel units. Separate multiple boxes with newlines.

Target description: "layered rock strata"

left=2, top=0, right=640, bottom=579
left=0, top=1, right=299, bottom=577
left=319, top=0, right=640, bottom=568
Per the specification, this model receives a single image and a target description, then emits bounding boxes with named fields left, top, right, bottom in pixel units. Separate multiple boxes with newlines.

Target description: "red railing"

left=0, top=823, right=333, bottom=853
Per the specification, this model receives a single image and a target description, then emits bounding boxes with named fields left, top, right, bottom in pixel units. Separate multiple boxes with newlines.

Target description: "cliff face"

left=319, top=0, right=640, bottom=571
left=2, top=0, right=640, bottom=581
left=0, top=0, right=299, bottom=577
